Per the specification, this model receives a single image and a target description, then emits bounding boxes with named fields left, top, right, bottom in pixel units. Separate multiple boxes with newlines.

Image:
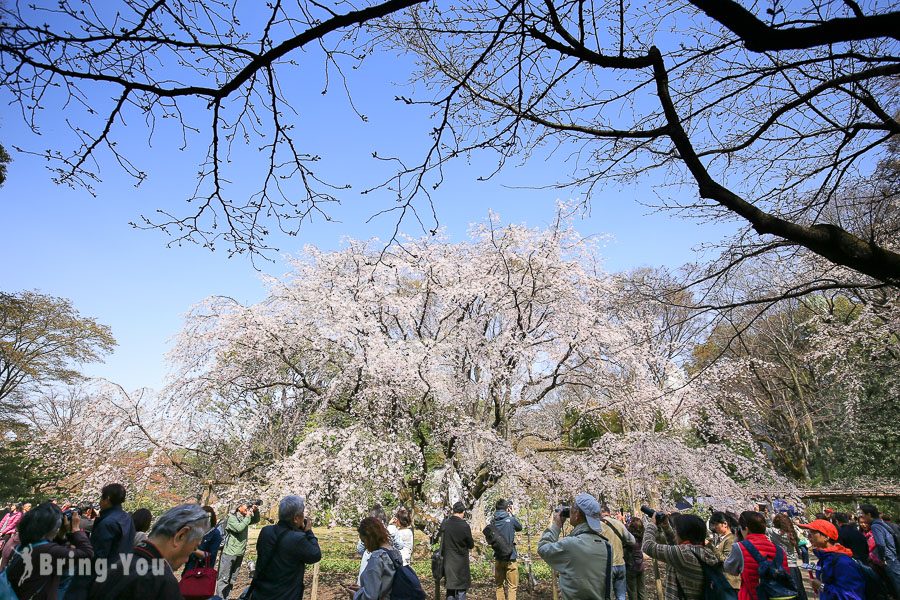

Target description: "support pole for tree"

left=310, top=563, right=320, bottom=600
left=525, top=501, right=535, bottom=593
left=649, top=489, right=664, bottom=600
left=653, top=557, right=664, bottom=600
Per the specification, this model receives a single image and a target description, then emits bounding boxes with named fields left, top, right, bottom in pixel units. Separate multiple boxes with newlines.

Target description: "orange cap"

left=799, top=519, right=838, bottom=541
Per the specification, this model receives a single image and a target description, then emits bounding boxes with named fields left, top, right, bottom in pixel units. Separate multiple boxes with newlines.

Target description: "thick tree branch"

left=688, top=0, right=900, bottom=52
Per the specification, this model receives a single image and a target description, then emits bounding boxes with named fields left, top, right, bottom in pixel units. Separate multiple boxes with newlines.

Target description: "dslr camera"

left=555, top=504, right=571, bottom=520
left=640, top=505, right=667, bottom=522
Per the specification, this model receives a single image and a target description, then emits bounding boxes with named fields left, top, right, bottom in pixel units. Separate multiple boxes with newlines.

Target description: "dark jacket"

left=441, top=515, right=474, bottom=590
left=87, top=539, right=182, bottom=600
left=7, top=531, right=93, bottom=600
left=90, top=505, right=135, bottom=563
left=251, top=521, right=322, bottom=600
left=837, top=525, right=870, bottom=565
left=183, top=526, right=223, bottom=572
left=492, top=511, right=523, bottom=561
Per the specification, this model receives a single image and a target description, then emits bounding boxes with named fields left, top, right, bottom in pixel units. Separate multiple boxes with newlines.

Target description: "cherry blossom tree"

left=694, top=284, right=900, bottom=484
left=160, top=210, right=789, bottom=518
left=12, top=381, right=188, bottom=502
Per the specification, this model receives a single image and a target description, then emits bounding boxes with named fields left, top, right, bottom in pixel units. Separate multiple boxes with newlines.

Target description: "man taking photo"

left=601, top=505, right=636, bottom=600
left=491, top=499, right=523, bottom=600
left=538, top=493, right=612, bottom=600
left=216, top=500, right=261, bottom=599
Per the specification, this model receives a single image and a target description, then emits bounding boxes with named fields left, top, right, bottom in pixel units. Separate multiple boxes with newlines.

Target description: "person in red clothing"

left=724, top=511, right=791, bottom=600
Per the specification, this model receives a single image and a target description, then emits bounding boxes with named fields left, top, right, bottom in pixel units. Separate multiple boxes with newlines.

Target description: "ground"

left=219, top=525, right=817, bottom=599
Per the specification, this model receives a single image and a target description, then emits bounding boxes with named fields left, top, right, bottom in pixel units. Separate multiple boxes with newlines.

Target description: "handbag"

left=179, top=553, right=217, bottom=600
left=237, top=526, right=290, bottom=600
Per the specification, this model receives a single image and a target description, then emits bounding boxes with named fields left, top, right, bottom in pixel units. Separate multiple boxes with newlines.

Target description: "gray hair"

left=149, top=504, right=210, bottom=542
left=278, top=495, right=306, bottom=523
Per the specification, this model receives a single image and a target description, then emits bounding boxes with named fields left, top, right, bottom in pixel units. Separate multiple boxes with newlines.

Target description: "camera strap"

left=572, top=529, right=613, bottom=598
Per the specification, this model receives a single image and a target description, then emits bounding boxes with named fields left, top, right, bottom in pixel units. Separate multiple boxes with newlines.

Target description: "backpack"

left=483, top=523, right=515, bottom=561
left=216, top=518, right=228, bottom=549
left=573, top=529, right=613, bottom=599
left=872, top=521, right=900, bottom=558
left=698, top=562, right=739, bottom=600
left=851, top=558, right=887, bottom=599
left=740, top=541, right=797, bottom=600
left=431, top=522, right=445, bottom=582
left=673, top=548, right=737, bottom=600
left=388, top=553, right=426, bottom=600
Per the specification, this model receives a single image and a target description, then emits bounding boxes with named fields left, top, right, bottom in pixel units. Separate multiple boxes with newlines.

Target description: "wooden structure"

left=796, top=488, right=900, bottom=502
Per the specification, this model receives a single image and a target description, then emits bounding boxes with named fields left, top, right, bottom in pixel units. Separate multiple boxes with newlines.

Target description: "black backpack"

left=740, top=541, right=797, bottom=600
left=698, top=562, right=739, bottom=600
left=851, top=557, right=888, bottom=599
left=388, top=552, right=426, bottom=600
left=483, top=523, right=515, bottom=561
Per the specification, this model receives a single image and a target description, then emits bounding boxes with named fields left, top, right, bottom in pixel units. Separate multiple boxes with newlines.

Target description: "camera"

left=63, top=508, right=80, bottom=519
left=640, top=505, right=667, bottom=521
left=555, top=505, right=571, bottom=520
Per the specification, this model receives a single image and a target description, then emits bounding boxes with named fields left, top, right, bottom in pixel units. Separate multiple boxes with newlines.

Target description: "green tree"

left=0, top=421, right=64, bottom=501
left=0, top=144, right=9, bottom=186
left=693, top=291, right=900, bottom=483
left=0, top=290, right=116, bottom=414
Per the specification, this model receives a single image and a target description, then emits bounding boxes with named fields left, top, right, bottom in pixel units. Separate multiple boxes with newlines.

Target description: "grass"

left=245, top=525, right=554, bottom=582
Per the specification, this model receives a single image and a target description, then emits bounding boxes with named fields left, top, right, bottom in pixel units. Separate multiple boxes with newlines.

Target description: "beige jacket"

left=714, top=531, right=742, bottom=589
left=602, top=517, right=636, bottom=567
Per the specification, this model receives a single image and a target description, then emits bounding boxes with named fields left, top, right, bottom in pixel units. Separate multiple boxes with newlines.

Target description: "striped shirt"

left=642, top=519, right=720, bottom=600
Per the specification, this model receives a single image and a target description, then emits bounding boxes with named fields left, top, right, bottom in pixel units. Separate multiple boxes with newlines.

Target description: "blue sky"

left=0, top=11, right=736, bottom=393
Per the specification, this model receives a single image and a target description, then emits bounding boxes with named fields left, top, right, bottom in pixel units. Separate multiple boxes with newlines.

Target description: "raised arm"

left=538, top=524, right=572, bottom=572
left=511, top=515, right=523, bottom=532
left=225, top=513, right=252, bottom=535
left=642, top=519, right=688, bottom=567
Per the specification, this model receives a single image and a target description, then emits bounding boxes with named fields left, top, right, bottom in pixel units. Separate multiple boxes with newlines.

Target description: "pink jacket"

left=0, top=511, right=22, bottom=536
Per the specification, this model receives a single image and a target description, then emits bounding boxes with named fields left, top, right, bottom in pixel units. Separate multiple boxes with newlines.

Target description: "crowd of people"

left=0, top=484, right=898, bottom=600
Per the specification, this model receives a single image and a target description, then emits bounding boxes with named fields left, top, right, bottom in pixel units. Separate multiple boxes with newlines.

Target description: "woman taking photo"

left=391, top=508, right=414, bottom=567
left=6, top=501, right=93, bottom=599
